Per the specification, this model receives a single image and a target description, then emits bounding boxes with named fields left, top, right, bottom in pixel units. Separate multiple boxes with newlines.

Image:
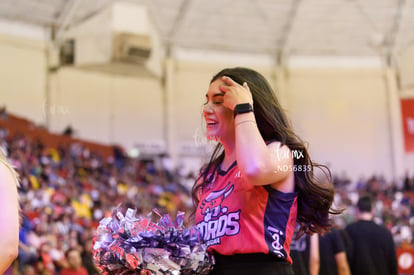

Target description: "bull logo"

left=200, top=183, right=234, bottom=222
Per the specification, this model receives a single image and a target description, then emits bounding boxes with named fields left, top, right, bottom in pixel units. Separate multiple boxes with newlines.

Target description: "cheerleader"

left=193, top=67, right=339, bottom=275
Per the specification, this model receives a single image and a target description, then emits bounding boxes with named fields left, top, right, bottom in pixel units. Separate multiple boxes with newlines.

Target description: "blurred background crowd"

left=1, top=113, right=195, bottom=274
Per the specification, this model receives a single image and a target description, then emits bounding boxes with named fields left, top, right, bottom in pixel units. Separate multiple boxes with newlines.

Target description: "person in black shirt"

left=290, top=232, right=319, bottom=275
left=291, top=228, right=350, bottom=275
left=345, top=195, right=398, bottom=275
left=319, top=228, right=350, bottom=275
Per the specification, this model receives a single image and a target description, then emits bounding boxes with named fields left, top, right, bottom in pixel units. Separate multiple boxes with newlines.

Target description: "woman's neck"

left=221, top=140, right=236, bottom=171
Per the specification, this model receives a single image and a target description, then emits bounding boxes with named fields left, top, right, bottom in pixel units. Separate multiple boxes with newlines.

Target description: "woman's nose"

left=203, top=103, right=213, bottom=114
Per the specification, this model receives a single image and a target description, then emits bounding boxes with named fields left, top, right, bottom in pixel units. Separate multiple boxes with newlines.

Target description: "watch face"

left=234, top=103, right=253, bottom=116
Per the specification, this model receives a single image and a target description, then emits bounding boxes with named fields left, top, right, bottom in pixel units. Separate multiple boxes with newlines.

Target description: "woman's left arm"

left=0, top=163, right=19, bottom=273
left=234, top=112, right=293, bottom=186
left=220, top=76, right=293, bottom=187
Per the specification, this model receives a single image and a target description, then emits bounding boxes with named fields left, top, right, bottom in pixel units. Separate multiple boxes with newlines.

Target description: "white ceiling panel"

left=0, top=0, right=412, bottom=57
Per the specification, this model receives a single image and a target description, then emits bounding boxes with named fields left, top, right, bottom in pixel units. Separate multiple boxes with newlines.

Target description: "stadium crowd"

left=0, top=126, right=193, bottom=274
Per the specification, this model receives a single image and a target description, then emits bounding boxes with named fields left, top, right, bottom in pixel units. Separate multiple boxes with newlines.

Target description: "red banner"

left=401, top=99, right=414, bottom=153
left=397, top=246, right=414, bottom=274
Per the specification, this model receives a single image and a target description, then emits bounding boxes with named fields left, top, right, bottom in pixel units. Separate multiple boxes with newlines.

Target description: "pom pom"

left=93, top=206, right=214, bottom=274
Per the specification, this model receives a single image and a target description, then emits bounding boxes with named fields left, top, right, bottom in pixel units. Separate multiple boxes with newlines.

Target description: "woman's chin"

left=206, top=133, right=220, bottom=141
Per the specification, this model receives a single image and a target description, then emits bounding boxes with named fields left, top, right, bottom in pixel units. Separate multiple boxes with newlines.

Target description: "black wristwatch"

left=233, top=103, right=253, bottom=117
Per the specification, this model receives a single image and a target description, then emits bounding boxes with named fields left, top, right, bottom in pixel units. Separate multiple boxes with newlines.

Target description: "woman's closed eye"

left=203, top=101, right=223, bottom=106
left=204, top=94, right=224, bottom=105
left=213, top=100, right=223, bottom=105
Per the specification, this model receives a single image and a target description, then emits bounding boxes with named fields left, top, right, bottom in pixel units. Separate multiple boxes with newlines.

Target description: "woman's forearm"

left=234, top=112, right=292, bottom=185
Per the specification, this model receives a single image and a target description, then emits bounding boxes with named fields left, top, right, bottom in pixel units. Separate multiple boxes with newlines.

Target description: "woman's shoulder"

left=0, top=157, right=19, bottom=187
left=266, top=140, right=289, bottom=151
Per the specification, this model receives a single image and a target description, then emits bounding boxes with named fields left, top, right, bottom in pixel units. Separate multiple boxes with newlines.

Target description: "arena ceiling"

left=0, top=0, right=413, bottom=58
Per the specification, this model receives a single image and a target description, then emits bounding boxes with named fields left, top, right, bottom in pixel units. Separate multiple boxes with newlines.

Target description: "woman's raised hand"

left=219, top=76, right=253, bottom=111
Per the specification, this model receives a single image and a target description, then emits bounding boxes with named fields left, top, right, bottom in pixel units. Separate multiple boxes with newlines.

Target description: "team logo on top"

left=197, top=183, right=241, bottom=246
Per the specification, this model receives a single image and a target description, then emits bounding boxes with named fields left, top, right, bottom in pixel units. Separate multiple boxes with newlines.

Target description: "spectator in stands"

left=37, top=241, right=56, bottom=275
left=345, top=195, right=398, bottom=275
left=0, top=106, right=8, bottom=120
left=0, top=148, right=20, bottom=273
left=81, top=238, right=99, bottom=275
left=62, top=125, right=74, bottom=137
left=18, top=217, right=38, bottom=270
left=59, top=248, right=88, bottom=275
left=403, top=171, right=412, bottom=191
left=21, top=264, right=36, bottom=275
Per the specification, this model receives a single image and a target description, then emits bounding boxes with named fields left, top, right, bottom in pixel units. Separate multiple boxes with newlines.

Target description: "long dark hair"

left=192, top=67, right=340, bottom=236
